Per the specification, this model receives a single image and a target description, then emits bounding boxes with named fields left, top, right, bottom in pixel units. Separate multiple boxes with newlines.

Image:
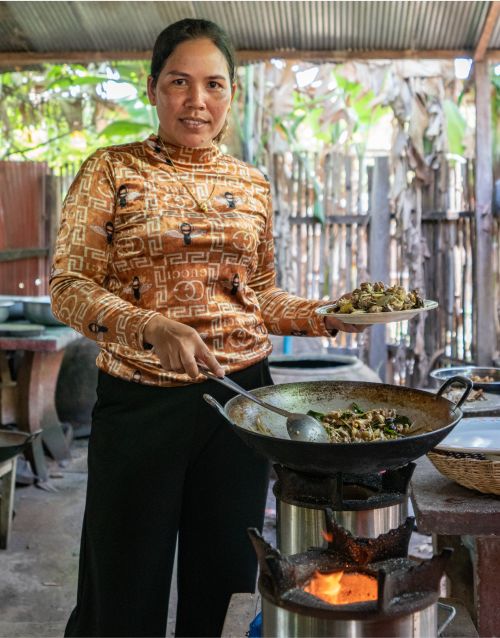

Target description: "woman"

left=50, top=18, right=364, bottom=638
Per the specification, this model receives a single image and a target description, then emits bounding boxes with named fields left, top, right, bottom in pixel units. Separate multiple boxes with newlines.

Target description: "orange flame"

left=321, top=530, right=333, bottom=542
left=304, top=571, right=378, bottom=605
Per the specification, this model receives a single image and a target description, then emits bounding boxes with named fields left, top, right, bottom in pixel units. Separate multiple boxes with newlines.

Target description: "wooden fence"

left=0, top=161, right=53, bottom=296
left=0, top=160, right=80, bottom=297
left=2, top=155, right=497, bottom=387
left=271, top=151, right=499, bottom=386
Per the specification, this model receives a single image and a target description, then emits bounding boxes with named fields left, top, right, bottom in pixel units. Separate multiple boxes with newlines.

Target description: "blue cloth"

left=248, top=611, right=262, bottom=637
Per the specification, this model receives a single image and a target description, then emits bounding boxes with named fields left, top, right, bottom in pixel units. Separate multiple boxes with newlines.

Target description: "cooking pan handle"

left=22, top=429, right=43, bottom=447
left=203, top=393, right=247, bottom=432
left=437, top=601, right=456, bottom=635
left=203, top=393, right=230, bottom=420
left=200, top=367, right=291, bottom=418
left=436, top=375, right=473, bottom=411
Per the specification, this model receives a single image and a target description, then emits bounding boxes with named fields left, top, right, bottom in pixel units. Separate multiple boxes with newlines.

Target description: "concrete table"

left=411, top=455, right=500, bottom=637
left=0, top=326, right=83, bottom=481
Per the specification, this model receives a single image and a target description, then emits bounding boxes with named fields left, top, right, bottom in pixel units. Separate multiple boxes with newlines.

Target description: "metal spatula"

left=200, top=366, right=329, bottom=443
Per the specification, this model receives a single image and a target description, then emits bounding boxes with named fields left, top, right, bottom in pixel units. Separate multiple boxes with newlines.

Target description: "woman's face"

left=147, top=37, right=235, bottom=148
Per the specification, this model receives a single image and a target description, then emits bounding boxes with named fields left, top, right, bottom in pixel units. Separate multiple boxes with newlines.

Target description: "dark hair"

left=150, top=18, right=236, bottom=87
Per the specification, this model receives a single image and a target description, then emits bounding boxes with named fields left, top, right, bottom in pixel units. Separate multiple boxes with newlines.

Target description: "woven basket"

left=428, top=450, right=500, bottom=496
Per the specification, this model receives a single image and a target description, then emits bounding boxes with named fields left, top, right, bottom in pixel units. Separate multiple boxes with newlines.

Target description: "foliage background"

left=0, top=58, right=489, bottom=171
left=0, top=61, right=156, bottom=167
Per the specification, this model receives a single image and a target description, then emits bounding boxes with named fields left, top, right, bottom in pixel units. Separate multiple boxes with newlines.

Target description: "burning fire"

left=304, top=570, right=378, bottom=605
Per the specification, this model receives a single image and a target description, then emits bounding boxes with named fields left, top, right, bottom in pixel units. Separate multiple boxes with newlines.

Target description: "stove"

left=274, top=463, right=415, bottom=555
left=249, top=515, right=455, bottom=638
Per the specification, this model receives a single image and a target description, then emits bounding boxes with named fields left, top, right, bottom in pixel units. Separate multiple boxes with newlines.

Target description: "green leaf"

left=443, top=99, right=466, bottom=156
left=350, top=402, right=365, bottom=415
left=307, top=410, right=326, bottom=421
left=47, top=75, right=108, bottom=90
left=98, top=120, right=151, bottom=138
left=312, top=178, right=324, bottom=224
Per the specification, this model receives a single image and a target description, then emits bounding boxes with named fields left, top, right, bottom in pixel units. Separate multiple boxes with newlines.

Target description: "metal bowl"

left=22, top=297, right=64, bottom=326
left=0, top=301, right=14, bottom=323
left=430, top=366, right=500, bottom=394
left=0, top=429, right=42, bottom=463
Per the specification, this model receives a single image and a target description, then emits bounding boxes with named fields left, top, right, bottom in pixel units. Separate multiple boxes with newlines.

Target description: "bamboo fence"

left=271, top=151, right=499, bottom=386
left=1, top=155, right=497, bottom=387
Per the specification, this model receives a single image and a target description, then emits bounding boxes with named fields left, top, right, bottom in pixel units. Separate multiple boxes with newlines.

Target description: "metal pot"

left=204, top=376, right=471, bottom=475
left=23, top=297, right=63, bottom=326
left=269, top=354, right=382, bottom=384
left=0, top=301, right=14, bottom=323
left=0, top=429, right=42, bottom=463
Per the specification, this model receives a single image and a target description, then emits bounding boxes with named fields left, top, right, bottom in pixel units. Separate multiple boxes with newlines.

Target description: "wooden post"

left=474, top=62, right=495, bottom=366
left=0, top=457, right=17, bottom=549
left=45, top=172, right=62, bottom=265
left=368, top=157, right=390, bottom=381
left=243, top=65, right=255, bottom=164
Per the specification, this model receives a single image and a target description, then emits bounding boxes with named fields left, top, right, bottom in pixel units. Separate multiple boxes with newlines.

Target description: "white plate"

left=315, top=300, right=438, bottom=325
left=436, top=417, right=500, bottom=454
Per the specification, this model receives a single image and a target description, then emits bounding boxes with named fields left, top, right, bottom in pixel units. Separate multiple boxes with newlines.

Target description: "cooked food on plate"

left=470, top=374, right=494, bottom=383
left=444, top=387, right=486, bottom=403
left=307, top=403, right=413, bottom=443
left=326, top=282, right=424, bottom=315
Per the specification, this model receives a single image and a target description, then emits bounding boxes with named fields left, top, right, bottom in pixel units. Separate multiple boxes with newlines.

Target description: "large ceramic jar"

left=268, top=354, right=381, bottom=385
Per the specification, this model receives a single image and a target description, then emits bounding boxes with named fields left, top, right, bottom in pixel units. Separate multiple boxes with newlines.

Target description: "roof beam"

left=0, top=48, right=473, bottom=67
left=236, top=49, right=474, bottom=63
left=474, top=1, right=500, bottom=62
left=3, top=47, right=500, bottom=68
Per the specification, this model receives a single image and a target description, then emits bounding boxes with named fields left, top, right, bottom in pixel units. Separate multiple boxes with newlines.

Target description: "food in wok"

left=327, top=282, right=424, bottom=315
left=306, top=402, right=413, bottom=443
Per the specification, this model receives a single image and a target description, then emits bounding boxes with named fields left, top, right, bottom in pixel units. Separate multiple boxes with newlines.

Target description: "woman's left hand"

left=324, top=314, right=368, bottom=334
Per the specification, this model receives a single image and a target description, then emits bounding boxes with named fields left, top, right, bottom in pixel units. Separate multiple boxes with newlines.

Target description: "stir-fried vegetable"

left=327, top=281, right=424, bottom=314
left=307, top=403, right=413, bottom=443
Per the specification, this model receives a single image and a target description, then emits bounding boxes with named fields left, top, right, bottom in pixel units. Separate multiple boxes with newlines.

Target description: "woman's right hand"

left=144, top=315, right=224, bottom=379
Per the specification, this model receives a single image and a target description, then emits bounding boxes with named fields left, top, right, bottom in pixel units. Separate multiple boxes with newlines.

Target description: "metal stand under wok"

left=274, top=463, right=415, bottom=555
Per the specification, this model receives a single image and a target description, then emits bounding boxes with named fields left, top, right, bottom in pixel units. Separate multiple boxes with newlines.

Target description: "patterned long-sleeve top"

left=50, top=134, right=333, bottom=386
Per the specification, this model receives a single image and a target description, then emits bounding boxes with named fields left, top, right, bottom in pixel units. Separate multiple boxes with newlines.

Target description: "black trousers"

left=65, top=360, right=272, bottom=638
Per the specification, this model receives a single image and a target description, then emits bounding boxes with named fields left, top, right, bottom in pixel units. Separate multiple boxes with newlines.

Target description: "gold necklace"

left=159, top=137, right=216, bottom=213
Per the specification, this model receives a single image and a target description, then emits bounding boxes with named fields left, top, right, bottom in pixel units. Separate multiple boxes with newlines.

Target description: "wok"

left=204, top=376, right=472, bottom=475
left=430, top=366, right=500, bottom=393
left=0, top=429, right=42, bottom=463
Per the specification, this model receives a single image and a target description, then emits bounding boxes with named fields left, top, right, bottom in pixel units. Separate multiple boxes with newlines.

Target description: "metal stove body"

left=250, top=517, right=455, bottom=638
left=274, top=463, right=415, bottom=555
left=260, top=597, right=439, bottom=638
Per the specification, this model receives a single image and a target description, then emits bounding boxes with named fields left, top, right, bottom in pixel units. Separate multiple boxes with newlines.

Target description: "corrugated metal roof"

left=491, top=5, right=500, bottom=48
left=0, top=1, right=497, bottom=59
